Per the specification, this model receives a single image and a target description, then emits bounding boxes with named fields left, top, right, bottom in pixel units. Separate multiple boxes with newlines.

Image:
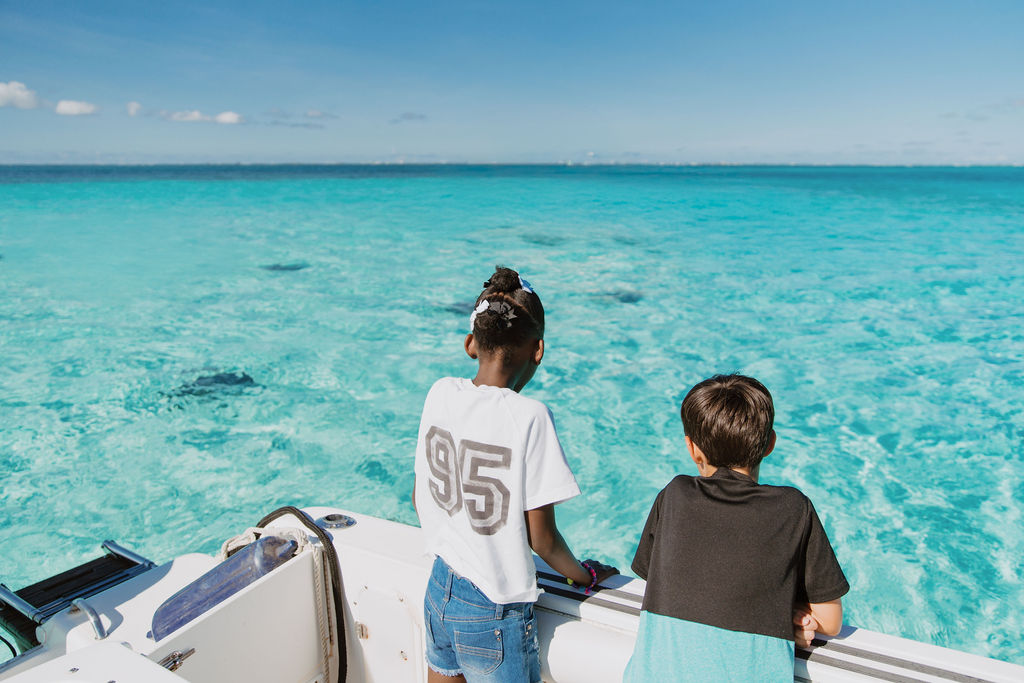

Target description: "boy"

left=624, top=374, right=848, bottom=682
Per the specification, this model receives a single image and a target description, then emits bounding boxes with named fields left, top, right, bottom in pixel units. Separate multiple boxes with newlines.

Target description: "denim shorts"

left=423, top=556, right=540, bottom=683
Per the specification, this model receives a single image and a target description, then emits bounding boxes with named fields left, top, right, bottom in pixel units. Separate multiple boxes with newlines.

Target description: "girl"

left=413, top=266, right=618, bottom=683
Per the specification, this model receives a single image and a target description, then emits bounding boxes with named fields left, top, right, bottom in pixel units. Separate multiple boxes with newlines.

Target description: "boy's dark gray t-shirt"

left=632, top=467, right=849, bottom=641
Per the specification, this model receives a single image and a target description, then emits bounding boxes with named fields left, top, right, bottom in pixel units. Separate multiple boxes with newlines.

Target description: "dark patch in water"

left=172, top=371, right=260, bottom=397
left=443, top=301, right=476, bottom=316
left=878, top=432, right=900, bottom=454
left=261, top=262, right=309, bottom=272
left=41, top=400, right=76, bottom=422
left=181, top=428, right=232, bottom=448
left=597, top=289, right=643, bottom=304
left=522, top=233, right=566, bottom=247
left=357, top=459, right=393, bottom=484
left=924, top=279, right=976, bottom=296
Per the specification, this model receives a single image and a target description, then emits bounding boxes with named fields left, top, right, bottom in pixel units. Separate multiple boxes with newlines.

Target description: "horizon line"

left=2, top=161, right=1022, bottom=168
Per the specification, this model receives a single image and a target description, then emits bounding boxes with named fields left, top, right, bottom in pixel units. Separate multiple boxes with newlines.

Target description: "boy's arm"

left=797, top=499, right=848, bottom=644
left=808, top=598, right=843, bottom=635
left=525, top=504, right=618, bottom=586
left=793, top=599, right=843, bottom=647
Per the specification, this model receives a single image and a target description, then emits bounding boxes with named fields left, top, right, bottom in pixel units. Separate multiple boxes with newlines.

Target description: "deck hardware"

left=102, top=540, right=155, bottom=568
left=400, top=650, right=408, bottom=661
left=317, top=513, right=356, bottom=529
left=69, top=668, right=78, bottom=673
left=355, top=622, right=369, bottom=639
left=158, top=648, right=196, bottom=672
left=71, top=598, right=107, bottom=640
left=0, top=584, right=44, bottom=623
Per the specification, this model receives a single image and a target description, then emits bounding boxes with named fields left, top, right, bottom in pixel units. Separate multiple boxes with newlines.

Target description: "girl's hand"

left=583, top=559, right=619, bottom=586
left=792, top=605, right=820, bottom=648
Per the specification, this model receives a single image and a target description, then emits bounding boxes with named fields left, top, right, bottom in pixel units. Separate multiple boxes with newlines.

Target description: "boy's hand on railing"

left=792, top=605, right=820, bottom=648
left=582, top=559, right=619, bottom=586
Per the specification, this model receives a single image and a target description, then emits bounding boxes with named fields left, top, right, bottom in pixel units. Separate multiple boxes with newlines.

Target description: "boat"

left=1, top=505, right=1021, bottom=682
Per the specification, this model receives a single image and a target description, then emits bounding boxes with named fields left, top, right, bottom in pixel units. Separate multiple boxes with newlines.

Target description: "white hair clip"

left=469, top=299, right=490, bottom=331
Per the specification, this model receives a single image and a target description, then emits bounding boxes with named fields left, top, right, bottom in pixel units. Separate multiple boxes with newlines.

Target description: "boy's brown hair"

left=680, top=374, right=775, bottom=469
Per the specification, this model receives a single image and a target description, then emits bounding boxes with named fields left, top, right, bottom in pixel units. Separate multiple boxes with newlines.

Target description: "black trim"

left=538, top=572, right=1003, bottom=683
left=540, top=584, right=641, bottom=616
left=798, top=648, right=930, bottom=683
left=537, top=571, right=642, bottom=604
left=802, top=641, right=999, bottom=683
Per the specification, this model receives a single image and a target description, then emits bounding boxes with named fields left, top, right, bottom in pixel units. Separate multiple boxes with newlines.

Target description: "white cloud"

left=214, top=111, right=242, bottom=124
left=159, top=109, right=244, bottom=124
left=55, top=100, right=98, bottom=116
left=0, top=81, right=40, bottom=109
left=127, top=101, right=142, bottom=116
left=166, top=109, right=206, bottom=122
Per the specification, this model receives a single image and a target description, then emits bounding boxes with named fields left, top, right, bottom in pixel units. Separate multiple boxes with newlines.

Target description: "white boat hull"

left=1, top=506, right=1021, bottom=683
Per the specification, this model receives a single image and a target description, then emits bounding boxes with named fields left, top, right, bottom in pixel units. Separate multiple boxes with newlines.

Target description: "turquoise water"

left=1, top=165, right=1022, bottom=665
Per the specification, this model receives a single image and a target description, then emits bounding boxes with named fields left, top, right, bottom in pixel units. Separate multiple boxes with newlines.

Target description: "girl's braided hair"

left=471, top=266, right=545, bottom=355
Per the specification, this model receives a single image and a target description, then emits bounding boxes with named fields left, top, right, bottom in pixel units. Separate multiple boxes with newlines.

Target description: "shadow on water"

left=260, top=262, right=309, bottom=272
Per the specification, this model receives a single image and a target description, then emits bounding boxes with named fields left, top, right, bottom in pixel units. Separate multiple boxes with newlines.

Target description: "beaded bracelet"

left=566, top=561, right=599, bottom=595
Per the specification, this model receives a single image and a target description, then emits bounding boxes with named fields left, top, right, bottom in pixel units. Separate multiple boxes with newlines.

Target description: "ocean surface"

left=1, top=165, right=1022, bottom=665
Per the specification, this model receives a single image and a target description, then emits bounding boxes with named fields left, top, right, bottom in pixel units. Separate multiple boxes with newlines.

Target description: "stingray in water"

left=442, top=301, right=477, bottom=316
left=260, top=262, right=309, bottom=272
left=594, top=289, right=643, bottom=304
left=171, top=371, right=260, bottom=398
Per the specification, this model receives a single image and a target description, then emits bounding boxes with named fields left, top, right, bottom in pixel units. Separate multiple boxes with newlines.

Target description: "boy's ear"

left=764, top=429, right=777, bottom=458
left=685, top=436, right=702, bottom=466
left=464, top=333, right=478, bottom=359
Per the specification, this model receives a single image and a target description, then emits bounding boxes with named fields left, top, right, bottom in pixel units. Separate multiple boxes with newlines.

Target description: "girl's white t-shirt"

left=414, top=377, right=581, bottom=604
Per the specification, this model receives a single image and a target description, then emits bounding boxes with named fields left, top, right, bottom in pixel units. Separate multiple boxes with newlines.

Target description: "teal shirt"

left=623, top=611, right=795, bottom=682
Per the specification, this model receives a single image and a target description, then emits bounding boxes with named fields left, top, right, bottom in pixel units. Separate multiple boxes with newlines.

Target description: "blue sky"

left=1, top=0, right=1022, bottom=164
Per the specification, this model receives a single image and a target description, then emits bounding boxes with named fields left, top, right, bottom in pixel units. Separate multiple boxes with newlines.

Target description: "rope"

left=257, top=507, right=347, bottom=683
left=311, top=543, right=333, bottom=681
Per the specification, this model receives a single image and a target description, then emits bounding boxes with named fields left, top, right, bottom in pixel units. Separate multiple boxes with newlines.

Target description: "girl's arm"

left=525, top=504, right=618, bottom=586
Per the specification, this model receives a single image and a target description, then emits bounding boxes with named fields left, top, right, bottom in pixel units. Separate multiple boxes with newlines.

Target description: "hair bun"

left=471, top=265, right=545, bottom=349
left=484, top=266, right=521, bottom=293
